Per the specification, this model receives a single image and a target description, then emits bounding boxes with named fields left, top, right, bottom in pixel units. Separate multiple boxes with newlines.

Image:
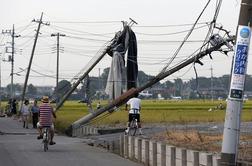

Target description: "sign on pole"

left=229, top=25, right=251, bottom=100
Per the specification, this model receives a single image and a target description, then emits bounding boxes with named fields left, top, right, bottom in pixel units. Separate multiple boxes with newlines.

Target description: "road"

left=0, top=117, right=142, bottom=166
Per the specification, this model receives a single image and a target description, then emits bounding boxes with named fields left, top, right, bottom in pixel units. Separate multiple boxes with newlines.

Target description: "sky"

left=0, top=0, right=251, bottom=87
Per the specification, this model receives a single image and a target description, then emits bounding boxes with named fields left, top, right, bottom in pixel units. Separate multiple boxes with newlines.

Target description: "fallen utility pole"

left=221, top=0, right=252, bottom=165
left=71, top=35, right=234, bottom=129
left=55, top=19, right=138, bottom=111
left=55, top=44, right=111, bottom=111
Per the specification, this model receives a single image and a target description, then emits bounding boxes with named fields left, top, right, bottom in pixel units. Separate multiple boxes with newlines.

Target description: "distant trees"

left=27, top=84, right=37, bottom=95
left=6, top=83, right=22, bottom=96
left=54, top=80, right=71, bottom=97
left=3, top=68, right=252, bottom=101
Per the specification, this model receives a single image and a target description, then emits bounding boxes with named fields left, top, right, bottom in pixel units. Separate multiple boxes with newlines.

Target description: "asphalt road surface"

left=0, top=117, right=142, bottom=166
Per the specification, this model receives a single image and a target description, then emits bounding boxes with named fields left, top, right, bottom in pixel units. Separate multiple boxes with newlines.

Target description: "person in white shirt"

left=125, top=93, right=143, bottom=135
left=21, top=99, right=30, bottom=129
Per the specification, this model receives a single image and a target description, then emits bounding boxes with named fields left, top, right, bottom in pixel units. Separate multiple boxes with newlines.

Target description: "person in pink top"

left=37, top=96, right=56, bottom=145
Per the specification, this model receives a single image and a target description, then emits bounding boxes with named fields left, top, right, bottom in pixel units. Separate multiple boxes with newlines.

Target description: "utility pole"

left=20, top=12, right=49, bottom=109
left=71, top=34, right=234, bottom=128
left=51, top=33, right=65, bottom=104
left=210, top=65, right=213, bottom=101
left=2, top=25, right=20, bottom=99
left=221, top=0, right=252, bottom=165
left=0, top=53, right=2, bottom=114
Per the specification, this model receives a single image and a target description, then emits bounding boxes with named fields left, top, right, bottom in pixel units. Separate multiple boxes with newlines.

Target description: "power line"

left=135, top=24, right=209, bottom=36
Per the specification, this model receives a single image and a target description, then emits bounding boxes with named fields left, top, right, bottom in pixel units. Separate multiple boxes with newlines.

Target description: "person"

left=20, top=99, right=30, bottom=129
left=31, top=100, right=39, bottom=128
left=37, top=96, right=56, bottom=145
left=11, top=99, right=18, bottom=119
left=125, top=93, right=143, bottom=135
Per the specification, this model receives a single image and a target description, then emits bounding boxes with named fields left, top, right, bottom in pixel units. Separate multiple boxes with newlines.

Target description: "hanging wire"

left=160, top=0, right=212, bottom=73
left=193, top=0, right=223, bottom=96
left=49, top=24, right=115, bottom=37
left=134, top=21, right=211, bottom=28
left=135, top=24, right=209, bottom=36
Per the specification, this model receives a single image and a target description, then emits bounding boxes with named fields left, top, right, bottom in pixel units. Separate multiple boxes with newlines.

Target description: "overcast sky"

left=0, top=0, right=250, bottom=87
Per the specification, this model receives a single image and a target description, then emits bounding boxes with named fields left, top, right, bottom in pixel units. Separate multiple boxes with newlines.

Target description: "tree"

left=174, top=78, right=183, bottom=96
left=54, top=80, right=71, bottom=97
left=27, top=84, right=37, bottom=95
left=6, top=83, right=22, bottom=97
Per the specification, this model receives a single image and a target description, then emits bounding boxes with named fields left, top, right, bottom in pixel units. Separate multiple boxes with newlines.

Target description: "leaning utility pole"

left=20, top=12, right=49, bottom=109
left=72, top=35, right=234, bottom=128
left=221, top=0, right=252, bottom=165
left=51, top=33, right=65, bottom=104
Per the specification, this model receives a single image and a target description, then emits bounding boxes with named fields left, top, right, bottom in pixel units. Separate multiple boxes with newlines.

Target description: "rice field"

left=1, top=99, right=251, bottom=132
left=53, top=99, right=252, bottom=132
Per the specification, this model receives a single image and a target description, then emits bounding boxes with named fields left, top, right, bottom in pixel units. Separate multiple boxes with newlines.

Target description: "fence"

left=120, top=135, right=220, bottom=166
left=72, top=126, right=252, bottom=166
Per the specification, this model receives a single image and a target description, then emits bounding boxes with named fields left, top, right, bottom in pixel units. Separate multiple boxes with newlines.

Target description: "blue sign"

left=240, top=27, right=250, bottom=38
left=234, top=44, right=248, bottom=75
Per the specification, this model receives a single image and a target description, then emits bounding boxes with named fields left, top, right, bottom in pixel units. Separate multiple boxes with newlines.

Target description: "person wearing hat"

left=37, top=96, right=56, bottom=145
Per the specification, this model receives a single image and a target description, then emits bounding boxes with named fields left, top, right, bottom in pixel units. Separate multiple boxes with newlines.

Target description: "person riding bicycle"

left=37, top=96, right=57, bottom=145
left=125, top=93, right=143, bottom=135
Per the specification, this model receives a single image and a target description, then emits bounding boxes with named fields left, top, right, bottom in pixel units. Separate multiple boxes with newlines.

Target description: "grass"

left=1, top=99, right=252, bottom=133
left=89, top=100, right=252, bottom=125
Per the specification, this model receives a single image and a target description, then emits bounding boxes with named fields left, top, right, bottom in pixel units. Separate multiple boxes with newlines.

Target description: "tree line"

left=2, top=67, right=252, bottom=100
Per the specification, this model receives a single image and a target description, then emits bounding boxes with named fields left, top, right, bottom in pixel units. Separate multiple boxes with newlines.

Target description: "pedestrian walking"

left=21, top=100, right=30, bottom=129
left=31, top=100, right=39, bottom=128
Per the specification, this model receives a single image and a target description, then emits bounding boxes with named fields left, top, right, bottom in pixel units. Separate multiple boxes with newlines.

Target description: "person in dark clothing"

left=11, top=99, right=17, bottom=115
left=31, top=100, right=39, bottom=128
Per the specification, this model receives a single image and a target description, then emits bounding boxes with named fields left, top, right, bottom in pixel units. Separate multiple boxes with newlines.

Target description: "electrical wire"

left=135, top=24, right=209, bottom=36
left=49, top=24, right=115, bottom=37
left=50, top=20, right=121, bottom=24
left=134, top=21, right=211, bottom=28
left=160, top=0, right=212, bottom=73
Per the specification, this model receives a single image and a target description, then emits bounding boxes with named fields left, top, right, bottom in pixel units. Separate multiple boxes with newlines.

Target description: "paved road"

left=0, top=117, right=142, bottom=166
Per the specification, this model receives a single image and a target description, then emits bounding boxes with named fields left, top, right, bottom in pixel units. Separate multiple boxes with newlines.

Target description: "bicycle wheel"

left=128, top=120, right=137, bottom=136
left=43, top=140, right=48, bottom=152
left=43, top=129, right=49, bottom=152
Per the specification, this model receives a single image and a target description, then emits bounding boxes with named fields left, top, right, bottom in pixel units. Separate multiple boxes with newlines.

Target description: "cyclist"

left=37, top=96, right=57, bottom=145
left=125, top=93, right=143, bottom=135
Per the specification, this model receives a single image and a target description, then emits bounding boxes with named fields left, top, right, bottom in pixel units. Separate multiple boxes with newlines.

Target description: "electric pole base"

left=220, top=153, right=236, bottom=166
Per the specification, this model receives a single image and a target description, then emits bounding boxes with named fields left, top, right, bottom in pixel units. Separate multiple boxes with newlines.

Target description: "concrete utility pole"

left=20, top=12, right=49, bottom=109
left=2, top=25, right=20, bottom=99
left=221, top=0, right=252, bottom=165
left=0, top=53, right=2, bottom=113
left=51, top=33, right=65, bottom=104
left=71, top=35, right=234, bottom=128
left=210, top=65, right=213, bottom=101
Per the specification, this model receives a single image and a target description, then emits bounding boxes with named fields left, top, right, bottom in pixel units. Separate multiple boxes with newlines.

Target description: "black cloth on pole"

left=127, top=28, right=138, bottom=90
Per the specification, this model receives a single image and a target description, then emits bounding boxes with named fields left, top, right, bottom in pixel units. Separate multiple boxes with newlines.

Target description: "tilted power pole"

left=20, top=12, right=49, bottom=110
left=221, top=0, right=252, bottom=165
left=71, top=35, right=234, bottom=129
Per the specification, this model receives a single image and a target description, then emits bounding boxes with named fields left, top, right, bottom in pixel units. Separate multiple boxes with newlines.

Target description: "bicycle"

left=128, top=115, right=139, bottom=136
left=42, top=127, right=50, bottom=152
